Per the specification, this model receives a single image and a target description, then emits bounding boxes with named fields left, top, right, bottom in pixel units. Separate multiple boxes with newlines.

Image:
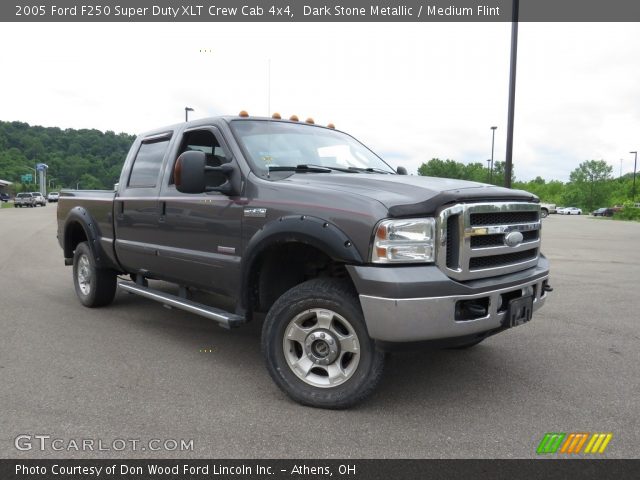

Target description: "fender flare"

left=63, top=206, right=116, bottom=269
left=239, top=215, right=363, bottom=311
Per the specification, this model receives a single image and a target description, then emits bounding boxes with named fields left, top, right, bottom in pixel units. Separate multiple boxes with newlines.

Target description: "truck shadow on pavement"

left=107, top=285, right=537, bottom=412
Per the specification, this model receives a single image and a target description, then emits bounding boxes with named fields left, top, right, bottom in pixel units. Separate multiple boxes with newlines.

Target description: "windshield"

left=230, top=120, right=395, bottom=174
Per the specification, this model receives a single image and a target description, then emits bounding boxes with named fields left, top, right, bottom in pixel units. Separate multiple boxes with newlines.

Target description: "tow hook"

left=543, top=283, right=554, bottom=293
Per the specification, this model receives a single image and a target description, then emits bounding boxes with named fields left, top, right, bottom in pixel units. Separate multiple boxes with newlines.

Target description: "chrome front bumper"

left=358, top=274, right=549, bottom=343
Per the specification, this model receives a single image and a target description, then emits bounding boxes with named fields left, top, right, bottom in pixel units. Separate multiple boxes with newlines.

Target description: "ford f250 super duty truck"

left=57, top=113, right=552, bottom=408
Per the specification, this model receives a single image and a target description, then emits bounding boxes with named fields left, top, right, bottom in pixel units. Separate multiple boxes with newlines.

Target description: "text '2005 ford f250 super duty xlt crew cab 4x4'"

left=57, top=113, right=552, bottom=409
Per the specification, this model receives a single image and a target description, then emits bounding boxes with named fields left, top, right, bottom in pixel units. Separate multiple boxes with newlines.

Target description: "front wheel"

left=540, top=209, right=548, bottom=218
left=72, top=241, right=117, bottom=307
left=262, top=278, right=384, bottom=409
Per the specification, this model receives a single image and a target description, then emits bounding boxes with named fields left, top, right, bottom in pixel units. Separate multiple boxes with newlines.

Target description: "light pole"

left=504, top=0, right=519, bottom=189
left=490, top=126, right=497, bottom=183
left=185, top=107, right=194, bottom=122
left=620, top=159, right=623, bottom=179
left=631, top=151, right=638, bottom=202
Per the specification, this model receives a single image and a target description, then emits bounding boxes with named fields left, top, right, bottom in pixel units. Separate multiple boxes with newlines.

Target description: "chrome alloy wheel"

left=282, top=308, right=360, bottom=388
left=76, top=254, right=92, bottom=296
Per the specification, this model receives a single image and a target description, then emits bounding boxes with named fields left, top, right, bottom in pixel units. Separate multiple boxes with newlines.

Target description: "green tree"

left=418, top=158, right=465, bottom=179
left=566, top=160, right=613, bottom=210
left=0, top=120, right=134, bottom=189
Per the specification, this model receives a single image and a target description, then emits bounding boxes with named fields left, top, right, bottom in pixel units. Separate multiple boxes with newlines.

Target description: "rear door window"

left=128, top=137, right=171, bottom=188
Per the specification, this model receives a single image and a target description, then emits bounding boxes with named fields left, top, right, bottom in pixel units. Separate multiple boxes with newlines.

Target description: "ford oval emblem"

left=504, top=231, right=524, bottom=247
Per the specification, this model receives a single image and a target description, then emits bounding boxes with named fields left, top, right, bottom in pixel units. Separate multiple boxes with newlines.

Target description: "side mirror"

left=396, top=166, right=408, bottom=175
left=175, top=151, right=235, bottom=194
left=175, top=151, right=207, bottom=193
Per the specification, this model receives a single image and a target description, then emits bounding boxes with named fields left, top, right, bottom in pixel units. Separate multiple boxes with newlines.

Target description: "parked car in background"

left=14, top=192, right=35, bottom=207
left=31, top=192, right=46, bottom=206
left=47, top=192, right=60, bottom=203
left=0, top=193, right=10, bottom=202
left=592, top=208, right=614, bottom=217
left=540, top=203, right=556, bottom=218
left=556, top=207, right=566, bottom=214
left=561, top=207, right=582, bottom=215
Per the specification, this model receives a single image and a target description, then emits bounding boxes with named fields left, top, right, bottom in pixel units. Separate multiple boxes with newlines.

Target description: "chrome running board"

left=117, top=281, right=245, bottom=329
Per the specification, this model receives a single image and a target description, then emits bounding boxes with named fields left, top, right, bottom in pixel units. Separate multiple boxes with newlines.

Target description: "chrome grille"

left=470, top=229, right=539, bottom=248
left=436, top=202, right=541, bottom=281
left=470, top=211, right=538, bottom=226
left=469, top=249, right=538, bottom=270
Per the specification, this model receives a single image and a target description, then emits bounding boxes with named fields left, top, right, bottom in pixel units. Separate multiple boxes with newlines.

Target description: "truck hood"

left=281, top=173, right=538, bottom=217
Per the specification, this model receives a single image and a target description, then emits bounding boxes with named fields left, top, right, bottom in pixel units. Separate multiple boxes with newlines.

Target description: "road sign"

left=21, top=174, right=33, bottom=183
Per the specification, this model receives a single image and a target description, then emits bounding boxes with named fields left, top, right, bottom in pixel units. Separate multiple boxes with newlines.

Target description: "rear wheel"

left=72, top=242, right=117, bottom=307
left=262, top=278, right=384, bottom=409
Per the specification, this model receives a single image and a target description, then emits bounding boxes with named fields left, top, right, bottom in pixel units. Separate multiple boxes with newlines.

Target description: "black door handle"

left=115, top=200, right=124, bottom=221
left=158, top=201, right=166, bottom=223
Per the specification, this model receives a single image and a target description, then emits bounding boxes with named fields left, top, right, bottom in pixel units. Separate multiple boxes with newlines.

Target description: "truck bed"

left=57, top=189, right=118, bottom=268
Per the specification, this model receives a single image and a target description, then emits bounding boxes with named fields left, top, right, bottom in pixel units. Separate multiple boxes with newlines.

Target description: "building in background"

left=0, top=179, right=13, bottom=196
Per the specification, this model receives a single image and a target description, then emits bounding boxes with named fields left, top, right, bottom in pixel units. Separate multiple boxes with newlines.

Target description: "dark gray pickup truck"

left=57, top=114, right=551, bottom=408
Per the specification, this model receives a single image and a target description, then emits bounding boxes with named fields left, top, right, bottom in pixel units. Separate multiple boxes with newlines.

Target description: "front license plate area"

left=505, top=295, right=533, bottom=328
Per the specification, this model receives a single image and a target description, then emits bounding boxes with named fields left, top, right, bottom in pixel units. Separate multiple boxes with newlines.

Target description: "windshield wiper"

left=348, top=167, right=394, bottom=174
left=268, top=164, right=357, bottom=173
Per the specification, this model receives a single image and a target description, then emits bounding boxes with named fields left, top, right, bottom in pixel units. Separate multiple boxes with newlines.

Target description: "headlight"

left=371, top=218, right=436, bottom=263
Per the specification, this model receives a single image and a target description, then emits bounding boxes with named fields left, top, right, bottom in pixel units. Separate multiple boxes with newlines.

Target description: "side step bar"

left=117, top=281, right=246, bottom=329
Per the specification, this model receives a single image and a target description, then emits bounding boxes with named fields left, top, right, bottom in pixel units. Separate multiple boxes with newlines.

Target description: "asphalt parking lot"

left=0, top=207, right=638, bottom=458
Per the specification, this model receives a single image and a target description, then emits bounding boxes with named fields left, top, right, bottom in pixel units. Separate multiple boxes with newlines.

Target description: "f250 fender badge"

left=504, top=231, right=524, bottom=247
left=244, top=207, right=267, bottom=218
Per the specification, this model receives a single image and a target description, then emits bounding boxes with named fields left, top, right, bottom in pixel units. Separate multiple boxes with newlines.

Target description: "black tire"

left=262, top=278, right=384, bottom=409
left=540, top=209, right=548, bottom=218
left=72, top=241, right=117, bottom=307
